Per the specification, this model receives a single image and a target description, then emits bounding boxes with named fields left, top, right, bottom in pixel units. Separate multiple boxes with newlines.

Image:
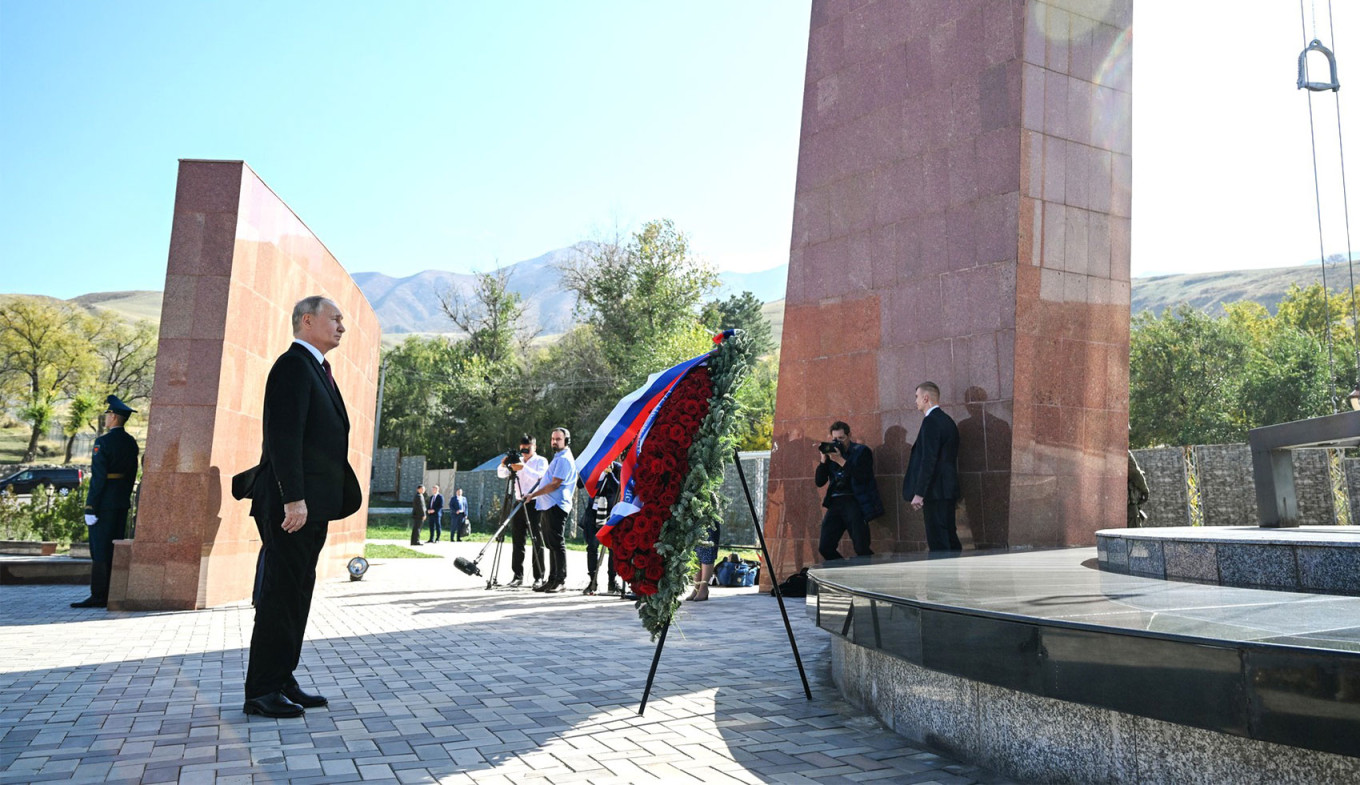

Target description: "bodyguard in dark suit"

left=241, top=296, right=362, bottom=718
left=411, top=485, right=427, bottom=546
left=903, top=381, right=962, bottom=552
left=72, top=395, right=139, bottom=608
left=427, top=485, right=444, bottom=542
left=814, top=420, right=884, bottom=560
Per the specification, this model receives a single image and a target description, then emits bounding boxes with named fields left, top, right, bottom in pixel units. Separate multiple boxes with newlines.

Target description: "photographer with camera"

left=814, top=420, right=884, bottom=561
left=497, top=435, right=549, bottom=587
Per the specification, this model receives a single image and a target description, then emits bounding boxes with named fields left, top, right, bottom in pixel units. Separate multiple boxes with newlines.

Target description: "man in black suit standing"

left=427, top=485, right=444, bottom=542
left=242, top=295, right=362, bottom=719
left=411, top=484, right=427, bottom=546
left=903, top=381, right=962, bottom=553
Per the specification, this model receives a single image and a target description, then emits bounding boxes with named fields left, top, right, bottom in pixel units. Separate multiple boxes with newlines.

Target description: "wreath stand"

left=637, top=449, right=813, bottom=715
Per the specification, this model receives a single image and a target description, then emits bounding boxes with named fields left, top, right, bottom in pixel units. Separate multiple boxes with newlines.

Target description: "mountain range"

left=31, top=252, right=1360, bottom=340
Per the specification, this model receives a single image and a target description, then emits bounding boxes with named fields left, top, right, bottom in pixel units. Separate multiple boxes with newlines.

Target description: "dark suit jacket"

left=412, top=492, right=427, bottom=520
left=903, top=407, right=960, bottom=501
left=86, top=426, right=139, bottom=515
left=429, top=493, right=444, bottom=515
left=249, top=342, right=362, bottom=523
left=814, top=441, right=885, bottom=521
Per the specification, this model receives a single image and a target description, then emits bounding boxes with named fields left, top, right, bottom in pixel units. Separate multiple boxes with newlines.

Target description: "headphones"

left=555, top=427, right=571, bottom=446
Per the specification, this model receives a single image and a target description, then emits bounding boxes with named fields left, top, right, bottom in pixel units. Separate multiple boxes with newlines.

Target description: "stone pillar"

left=766, top=0, right=1132, bottom=574
left=108, top=160, right=381, bottom=610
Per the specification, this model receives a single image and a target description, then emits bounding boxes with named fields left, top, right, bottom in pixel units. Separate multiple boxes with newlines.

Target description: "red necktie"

left=322, top=359, right=336, bottom=390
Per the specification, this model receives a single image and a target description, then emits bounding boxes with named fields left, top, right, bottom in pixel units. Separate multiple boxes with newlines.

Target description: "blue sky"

left=1, top=1, right=810, bottom=298
left=2, top=1, right=1357, bottom=299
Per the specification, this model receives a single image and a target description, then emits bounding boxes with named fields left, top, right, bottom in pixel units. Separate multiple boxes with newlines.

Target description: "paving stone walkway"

left=0, top=542, right=1014, bottom=784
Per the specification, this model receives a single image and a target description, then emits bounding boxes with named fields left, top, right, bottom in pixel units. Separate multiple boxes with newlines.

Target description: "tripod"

left=452, top=473, right=542, bottom=588
left=486, top=470, right=542, bottom=589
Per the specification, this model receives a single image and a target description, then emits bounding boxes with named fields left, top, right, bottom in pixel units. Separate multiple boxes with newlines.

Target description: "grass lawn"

left=365, top=543, right=442, bottom=559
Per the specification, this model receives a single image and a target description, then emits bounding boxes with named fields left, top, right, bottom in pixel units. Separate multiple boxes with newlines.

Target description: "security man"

left=72, top=395, right=140, bottom=608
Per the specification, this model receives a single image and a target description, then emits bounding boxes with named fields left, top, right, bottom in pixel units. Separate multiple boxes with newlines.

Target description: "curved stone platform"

left=1096, top=526, right=1360, bottom=595
left=808, top=550, right=1360, bottom=784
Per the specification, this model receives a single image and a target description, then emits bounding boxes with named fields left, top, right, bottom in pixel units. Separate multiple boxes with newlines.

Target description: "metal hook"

left=1298, top=39, right=1341, bottom=92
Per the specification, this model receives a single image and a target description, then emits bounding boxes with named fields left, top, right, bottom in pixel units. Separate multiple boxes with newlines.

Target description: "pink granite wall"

left=109, top=160, right=380, bottom=610
left=767, top=0, right=1132, bottom=577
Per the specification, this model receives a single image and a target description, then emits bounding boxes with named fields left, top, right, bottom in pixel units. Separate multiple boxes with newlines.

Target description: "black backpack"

left=777, top=567, right=810, bottom=597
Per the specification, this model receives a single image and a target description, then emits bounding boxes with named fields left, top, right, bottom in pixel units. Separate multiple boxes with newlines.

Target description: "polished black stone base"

left=1096, top=526, right=1360, bottom=595
left=809, top=549, right=1360, bottom=761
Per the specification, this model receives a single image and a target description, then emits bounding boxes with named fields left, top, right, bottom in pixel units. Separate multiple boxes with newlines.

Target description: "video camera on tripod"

left=452, top=451, right=541, bottom=587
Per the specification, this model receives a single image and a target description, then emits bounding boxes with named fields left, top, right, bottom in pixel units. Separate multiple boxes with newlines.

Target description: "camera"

left=818, top=440, right=844, bottom=455
left=503, top=447, right=525, bottom=465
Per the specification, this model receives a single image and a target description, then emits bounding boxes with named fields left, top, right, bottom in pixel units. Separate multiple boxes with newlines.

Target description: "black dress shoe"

left=243, top=691, right=305, bottom=718
left=281, top=684, right=328, bottom=708
left=506, top=577, right=523, bottom=587
left=70, top=597, right=106, bottom=608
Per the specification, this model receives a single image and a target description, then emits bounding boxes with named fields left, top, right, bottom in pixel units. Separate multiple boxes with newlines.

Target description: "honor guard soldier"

left=72, top=395, right=140, bottom=608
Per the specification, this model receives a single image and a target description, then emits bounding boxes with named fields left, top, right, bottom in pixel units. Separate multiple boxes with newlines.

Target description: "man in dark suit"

left=903, top=381, right=962, bottom=553
left=72, top=395, right=139, bottom=609
left=451, top=488, right=469, bottom=541
left=411, top=484, right=427, bottom=546
left=814, top=420, right=884, bottom=560
left=242, top=296, right=362, bottom=719
left=427, top=485, right=444, bottom=542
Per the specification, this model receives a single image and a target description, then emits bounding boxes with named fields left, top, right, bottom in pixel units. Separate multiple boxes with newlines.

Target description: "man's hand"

left=827, top=449, right=847, bottom=466
left=282, top=500, right=308, bottom=533
left=84, top=514, right=97, bottom=526
left=911, top=494, right=924, bottom=511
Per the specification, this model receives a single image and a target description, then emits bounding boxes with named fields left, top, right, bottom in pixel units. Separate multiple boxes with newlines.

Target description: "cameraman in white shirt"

left=497, top=434, right=549, bottom=587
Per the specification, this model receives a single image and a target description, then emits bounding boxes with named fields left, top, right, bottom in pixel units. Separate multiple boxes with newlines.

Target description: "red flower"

left=636, top=582, right=658, bottom=595
left=616, top=561, right=635, bottom=580
left=644, top=562, right=664, bottom=581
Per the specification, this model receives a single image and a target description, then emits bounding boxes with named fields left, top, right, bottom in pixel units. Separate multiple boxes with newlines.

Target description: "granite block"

left=1124, top=711, right=1360, bottom=784
left=1125, top=537, right=1164, bottom=578
left=974, top=680, right=1119, bottom=784
left=1296, top=545, right=1360, bottom=595
left=1217, top=543, right=1298, bottom=591
left=1163, top=540, right=1218, bottom=583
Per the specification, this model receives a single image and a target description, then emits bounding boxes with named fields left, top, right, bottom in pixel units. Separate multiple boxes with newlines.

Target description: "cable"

left=1326, top=0, right=1359, bottom=385
left=1301, top=0, right=1339, bottom=412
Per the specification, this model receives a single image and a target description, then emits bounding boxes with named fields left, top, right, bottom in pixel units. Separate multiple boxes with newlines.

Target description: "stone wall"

left=1135, top=444, right=1345, bottom=529
left=110, top=160, right=380, bottom=610
left=1191, top=444, right=1254, bottom=527
left=398, top=455, right=426, bottom=503
left=1291, top=449, right=1337, bottom=526
left=372, top=447, right=399, bottom=494
left=1132, top=448, right=1189, bottom=528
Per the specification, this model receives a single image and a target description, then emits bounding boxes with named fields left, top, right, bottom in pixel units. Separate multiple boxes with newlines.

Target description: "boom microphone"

left=453, top=556, right=481, bottom=577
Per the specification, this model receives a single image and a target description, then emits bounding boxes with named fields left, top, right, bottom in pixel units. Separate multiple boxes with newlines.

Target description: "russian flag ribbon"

left=575, top=350, right=710, bottom=498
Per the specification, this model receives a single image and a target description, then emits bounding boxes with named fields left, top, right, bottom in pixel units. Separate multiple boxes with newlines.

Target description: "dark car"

left=0, top=467, right=84, bottom=494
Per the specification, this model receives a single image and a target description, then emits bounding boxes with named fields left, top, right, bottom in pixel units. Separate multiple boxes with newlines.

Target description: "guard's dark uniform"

left=78, top=396, right=139, bottom=607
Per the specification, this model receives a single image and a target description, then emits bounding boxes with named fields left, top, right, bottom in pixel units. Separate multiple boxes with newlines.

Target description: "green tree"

left=733, top=353, right=777, bottom=450
left=89, top=314, right=157, bottom=431
left=1240, top=325, right=1331, bottom=429
left=701, top=291, right=775, bottom=357
left=1129, top=305, right=1249, bottom=447
left=0, top=297, right=97, bottom=461
left=560, top=219, right=719, bottom=387
left=62, top=392, right=100, bottom=464
left=439, top=268, right=532, bottom=364
left=377, top=336, right=462, bottom=467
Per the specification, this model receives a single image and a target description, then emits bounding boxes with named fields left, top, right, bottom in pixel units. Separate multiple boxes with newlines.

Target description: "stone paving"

left=0, top=541, right=1014, bottom=784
